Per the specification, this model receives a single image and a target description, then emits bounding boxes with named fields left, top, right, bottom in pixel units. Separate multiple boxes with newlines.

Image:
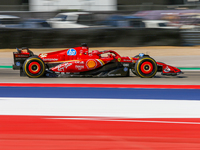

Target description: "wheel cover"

left=140, top=61, right=153, bottom=74
left=28, top=62, right=41, bottom=74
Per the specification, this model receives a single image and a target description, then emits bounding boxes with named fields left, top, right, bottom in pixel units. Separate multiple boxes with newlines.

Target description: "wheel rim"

left=28, top=62, right=41, bottom=74
left=140, top=61, right=153, bottom=74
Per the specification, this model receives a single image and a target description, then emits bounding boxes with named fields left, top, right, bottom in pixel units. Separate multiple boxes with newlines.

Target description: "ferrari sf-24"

left=13, top=43, right=182, bottom=78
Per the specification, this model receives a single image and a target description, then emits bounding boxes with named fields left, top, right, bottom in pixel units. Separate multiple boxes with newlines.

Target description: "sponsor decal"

left=43, top=58, right=58, bottom=61
left=40, top=53, right=47, bottom=58
left=123, top=59, right=132, bottom=62
left=67, top=49, right=77, bottom=56
left=57, top=66, right=64, bottom=72
left=65, top=63, right=72, bottom=69
left=124, top=67, right=128, bottom=72
left=123, top=63, right=129, bottom=67
left=75, top=65, right=85, bottom=70
left=86, top=60, right=97, bottom=69
left=15, top=54, right=29, bottom=57
left=118, top=58, right=121, bottom=62
left=57, top=63, right=72, bottom=71
left=75, top=61, right=84, bottom=64
left=15, top=58, right=27, bottom=60
left=16, top=62, right=21, bottom=66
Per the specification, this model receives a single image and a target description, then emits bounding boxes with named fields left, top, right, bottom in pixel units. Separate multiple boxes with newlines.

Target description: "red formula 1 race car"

left=13, top=43, right=182, bottom=78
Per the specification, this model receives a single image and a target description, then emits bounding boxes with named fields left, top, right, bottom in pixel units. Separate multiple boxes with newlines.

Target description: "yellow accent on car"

left=98, top=59, right=105, bottom=65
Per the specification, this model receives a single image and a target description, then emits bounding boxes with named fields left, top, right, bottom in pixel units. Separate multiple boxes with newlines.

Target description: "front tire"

left=23, top=56, right=45, bottom=78
left=135, top=57, right=157, bottom=78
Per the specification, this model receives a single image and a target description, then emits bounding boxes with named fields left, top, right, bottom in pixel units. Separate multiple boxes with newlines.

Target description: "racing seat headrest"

left=81, top=43, right=88, bottom=47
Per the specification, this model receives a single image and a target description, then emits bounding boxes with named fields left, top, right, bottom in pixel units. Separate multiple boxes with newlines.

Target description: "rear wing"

left=13, top=47, right=34, bottom=70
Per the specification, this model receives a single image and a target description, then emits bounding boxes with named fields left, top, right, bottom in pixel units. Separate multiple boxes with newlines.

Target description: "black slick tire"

left=135, top=57, right=157, bottom=78
left=23, top=56, right=45, bottom=78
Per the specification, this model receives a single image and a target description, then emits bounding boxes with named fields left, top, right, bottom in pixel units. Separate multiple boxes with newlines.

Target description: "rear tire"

left=135, top=57, right=157, bottom=78
left=23, top=56, right=45, bottom=78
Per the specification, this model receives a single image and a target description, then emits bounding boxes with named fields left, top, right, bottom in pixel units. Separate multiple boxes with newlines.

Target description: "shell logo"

left=86, top=60, right=97, bottom=69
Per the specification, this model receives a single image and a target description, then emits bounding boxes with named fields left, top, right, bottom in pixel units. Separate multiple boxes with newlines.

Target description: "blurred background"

left=0, top=0, right=200, bottom=48
left=1, top=2, right=200, bottom=149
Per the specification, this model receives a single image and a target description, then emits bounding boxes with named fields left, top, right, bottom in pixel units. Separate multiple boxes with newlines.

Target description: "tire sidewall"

left=135, top=57, right=157, bottom=78
left=23, top=56, right=45, bottom=78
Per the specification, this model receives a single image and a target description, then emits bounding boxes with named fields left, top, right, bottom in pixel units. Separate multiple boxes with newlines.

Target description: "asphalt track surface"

left=0, top=68, right=200, bottom=85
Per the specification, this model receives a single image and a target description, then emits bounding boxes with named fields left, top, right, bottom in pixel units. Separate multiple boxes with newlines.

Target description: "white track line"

left=0, top=97, right=200, bottom=118
left=47, top=117, right=200, bottom=125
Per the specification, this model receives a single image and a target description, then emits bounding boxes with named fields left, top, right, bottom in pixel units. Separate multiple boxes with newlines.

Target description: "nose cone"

left=173, top=66, right=182, bottom=73
left=175, top=67, right=184, bottom=74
